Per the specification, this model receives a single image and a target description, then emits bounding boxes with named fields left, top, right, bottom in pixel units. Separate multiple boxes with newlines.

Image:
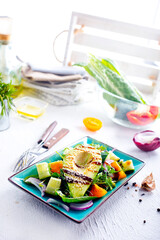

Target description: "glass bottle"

left=0, top=16, right=22, bottom=86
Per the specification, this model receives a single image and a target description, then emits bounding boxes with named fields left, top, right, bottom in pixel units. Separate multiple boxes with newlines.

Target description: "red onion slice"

left=25, top=177, right=46, bottom=197
left=133, top=130, right=160, bottom=152
left=47, top=198, right=70, bottom=212
left=70, top=200, right=93, bottom=211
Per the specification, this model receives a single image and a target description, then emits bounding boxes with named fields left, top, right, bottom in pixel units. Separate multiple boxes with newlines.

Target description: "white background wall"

left=1, top=0, right=160, bottom=67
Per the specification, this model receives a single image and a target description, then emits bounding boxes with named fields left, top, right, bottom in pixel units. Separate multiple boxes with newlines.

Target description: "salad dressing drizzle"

left=65, top=176, right=90, bottom=185
left=63, top=168, right=93, bottom=182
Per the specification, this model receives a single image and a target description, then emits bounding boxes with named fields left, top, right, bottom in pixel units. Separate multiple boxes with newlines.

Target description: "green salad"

left=24, top=143, right=135, bottom=211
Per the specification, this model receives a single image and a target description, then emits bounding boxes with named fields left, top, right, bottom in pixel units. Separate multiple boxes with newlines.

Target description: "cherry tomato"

left=127, top=105, right=159, bottom=126
left=83, top=117, right=102, bottom=131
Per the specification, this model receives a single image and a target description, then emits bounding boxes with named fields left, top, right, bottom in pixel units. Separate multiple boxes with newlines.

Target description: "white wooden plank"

left=114, top=61, right=159, bottom=79
left=63, top=15, right=77, bottom=66
left=73, top=12, right=160, bottom=41
left=3, top=101, right=160, bottom=240
left=64, top=11, right=160, bottom=97
left=71, top=50, right=160, bottom=79
left=71, top=51, right=89, bottom=64
left=71, top=50, right=159, bottom=79
left=153, top=72, right=160, bottom=99
left=74, top=33, right=160, bottom=62
left=70, top=50, right=157, bottom=93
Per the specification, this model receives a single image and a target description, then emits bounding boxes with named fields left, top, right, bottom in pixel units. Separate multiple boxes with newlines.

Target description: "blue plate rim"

left=8, top=136, right=145, bottom=223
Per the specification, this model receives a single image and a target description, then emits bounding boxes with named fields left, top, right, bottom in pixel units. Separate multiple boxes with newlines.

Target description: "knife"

left=42, top=128, right=70, bottom=149
left=37, top=121, right=57, bottom=144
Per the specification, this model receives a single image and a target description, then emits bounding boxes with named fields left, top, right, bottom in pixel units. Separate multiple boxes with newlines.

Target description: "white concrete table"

left=1, top=100, right=160, bottom=240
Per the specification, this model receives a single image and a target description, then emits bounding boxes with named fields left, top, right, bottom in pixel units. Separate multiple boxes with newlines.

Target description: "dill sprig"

left=0, top=73, right=16, bottom=116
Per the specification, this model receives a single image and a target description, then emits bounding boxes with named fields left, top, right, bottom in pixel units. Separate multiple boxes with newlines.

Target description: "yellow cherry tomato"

left=83, top=117, right=102, bottom=131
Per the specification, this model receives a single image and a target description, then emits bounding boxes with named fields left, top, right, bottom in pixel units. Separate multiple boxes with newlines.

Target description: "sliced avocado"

left=36, top=162, right=51, bottom=179
left=106, top=151, right=120, bottom=161
left=63, top=145, right=102, bottom=198
left=45, top=177, right=61, bottom=195
left=122, top=160, right=134, bottom=172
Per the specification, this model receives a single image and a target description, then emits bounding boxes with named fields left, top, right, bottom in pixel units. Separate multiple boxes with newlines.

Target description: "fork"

left=13, top=121, right=58, bottom=172
left=14, top=128, right=69, bottom=172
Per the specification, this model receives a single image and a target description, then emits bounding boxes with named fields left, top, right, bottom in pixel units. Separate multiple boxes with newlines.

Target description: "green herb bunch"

left=0, top=73, right=15, bottom=116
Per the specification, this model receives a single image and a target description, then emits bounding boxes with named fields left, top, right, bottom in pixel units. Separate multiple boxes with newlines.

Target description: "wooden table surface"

left=1, top=99, right=160, bottom=240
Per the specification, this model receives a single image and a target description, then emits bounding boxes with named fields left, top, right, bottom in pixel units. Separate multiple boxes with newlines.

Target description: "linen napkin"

left=22, top=66, right=84, bottom=83
left=21, top=65, right=93, bottom=105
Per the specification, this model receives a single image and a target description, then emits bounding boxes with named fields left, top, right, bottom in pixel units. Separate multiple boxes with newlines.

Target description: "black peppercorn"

left=124, top=182, right=128, bottom=186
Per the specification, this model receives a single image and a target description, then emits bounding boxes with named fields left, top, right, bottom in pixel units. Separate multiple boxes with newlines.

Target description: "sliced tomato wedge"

left=83, top=117, right=102, bottom=131
left=126, top=105, right=159, bottom=126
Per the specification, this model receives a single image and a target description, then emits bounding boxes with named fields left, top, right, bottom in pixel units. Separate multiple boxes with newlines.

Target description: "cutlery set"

left=13, top=121, right=69, bottom=172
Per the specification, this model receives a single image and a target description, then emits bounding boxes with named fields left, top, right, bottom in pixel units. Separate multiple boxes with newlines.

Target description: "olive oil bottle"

left=0, top=16, right=22, bottom=96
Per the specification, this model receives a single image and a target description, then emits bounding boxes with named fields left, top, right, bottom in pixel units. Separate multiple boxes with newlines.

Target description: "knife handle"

left=38, top=121, right=57, bottom=144
left=43, top=128, right=69, bottom=149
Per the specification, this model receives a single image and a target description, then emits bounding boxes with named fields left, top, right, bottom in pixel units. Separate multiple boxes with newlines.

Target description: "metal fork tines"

left=21, top=146, right=48, bottom=170
left=13, top=127, right=69, bottom=172
left=13, top=141, right=45, bottom=172
left=13, top=121, right=58, bottom=172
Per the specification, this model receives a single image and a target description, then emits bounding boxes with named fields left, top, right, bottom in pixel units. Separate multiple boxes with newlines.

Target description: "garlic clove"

left=141, top=173, right=155, bottom=191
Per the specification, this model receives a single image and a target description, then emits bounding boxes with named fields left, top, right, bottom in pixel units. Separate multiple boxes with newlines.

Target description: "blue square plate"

left=8, top=136, right=145, bottom=223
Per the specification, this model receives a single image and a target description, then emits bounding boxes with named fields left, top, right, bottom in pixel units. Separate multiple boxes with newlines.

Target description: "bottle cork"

left=0, top=16, right=12, bottom=44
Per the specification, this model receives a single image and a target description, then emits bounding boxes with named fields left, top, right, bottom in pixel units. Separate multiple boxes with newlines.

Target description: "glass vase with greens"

left=0, top=73, right=15, bottom=131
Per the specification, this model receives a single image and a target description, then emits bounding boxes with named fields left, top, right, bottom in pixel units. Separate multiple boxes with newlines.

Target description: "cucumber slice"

left=106, top=151, right=120, bottom=161
left=36, top=162, right=51, bottom=179
left=122, top=160, right=135, bottom=172
left=46, top=177, right=61, bottom=195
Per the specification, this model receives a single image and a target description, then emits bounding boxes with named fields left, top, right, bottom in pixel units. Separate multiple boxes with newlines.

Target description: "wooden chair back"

left=63, top=12, right=160, bottom=97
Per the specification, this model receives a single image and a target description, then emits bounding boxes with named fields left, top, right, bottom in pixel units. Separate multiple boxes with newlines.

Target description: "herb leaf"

left=92, top=168, right=116, bottom=191
left=0, top=74, right=16, bottom=116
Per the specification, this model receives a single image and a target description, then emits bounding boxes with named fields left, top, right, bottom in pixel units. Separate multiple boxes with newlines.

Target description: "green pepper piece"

left=56, top=190, right=97, bottom=203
